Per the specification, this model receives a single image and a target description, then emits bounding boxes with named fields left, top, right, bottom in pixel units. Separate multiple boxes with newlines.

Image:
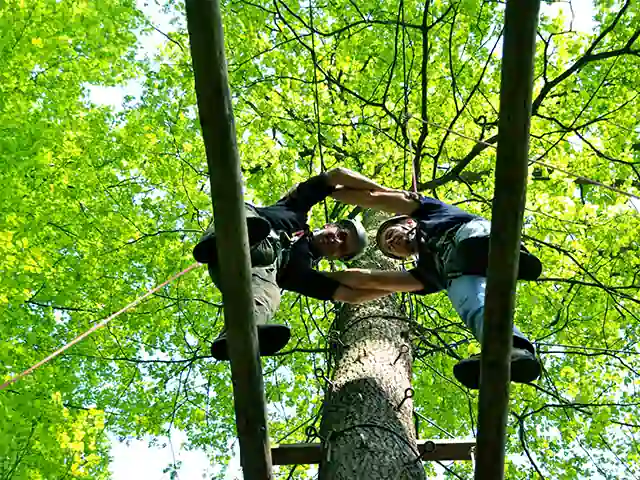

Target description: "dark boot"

left=210, top=324, right=291, bottom=361
left=454, top=236, right=543, bottom=281
left=193, top=216, right=271, bottom=264
left=453, top=347, right=541, bottom=390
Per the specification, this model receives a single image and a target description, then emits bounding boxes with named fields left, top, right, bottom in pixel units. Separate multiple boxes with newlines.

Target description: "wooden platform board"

left=272, top=439, right=476, bottom=465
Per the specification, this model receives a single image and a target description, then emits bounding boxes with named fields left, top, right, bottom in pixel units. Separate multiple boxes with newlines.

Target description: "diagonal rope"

left=407, top=115, right=640, bottom=201
left=0, top=262, right=200, bottom=392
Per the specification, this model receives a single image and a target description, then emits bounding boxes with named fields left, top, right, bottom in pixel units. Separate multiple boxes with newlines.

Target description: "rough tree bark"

left=318, top=240, right=426, bottom=479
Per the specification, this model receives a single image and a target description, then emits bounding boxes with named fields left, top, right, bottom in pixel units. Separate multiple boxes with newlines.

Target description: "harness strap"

left=271, top=229, right=307, bottom=276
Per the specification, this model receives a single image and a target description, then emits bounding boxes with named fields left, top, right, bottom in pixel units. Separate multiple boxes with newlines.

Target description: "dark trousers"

left=207, top=204, right=282, bottom=328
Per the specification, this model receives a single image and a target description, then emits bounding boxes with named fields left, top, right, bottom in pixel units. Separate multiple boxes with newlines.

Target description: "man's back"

left=254, top=173, right=335, bottom=234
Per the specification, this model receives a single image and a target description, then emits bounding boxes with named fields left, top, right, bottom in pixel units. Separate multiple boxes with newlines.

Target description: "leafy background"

left=1, top=0, right=640, bottom=478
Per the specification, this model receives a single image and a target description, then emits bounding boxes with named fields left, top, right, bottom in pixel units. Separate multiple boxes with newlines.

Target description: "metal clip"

left=393, top=344, right=410, bottom=365
left=423, top=440, right=436, bottom=454
left=305, top=426, right=319, bottom=442
left=395, top=387, right=414, bottom=411
left=469, top=445, right=477, bottom=470
left=314, top=367, right=334, bottom=389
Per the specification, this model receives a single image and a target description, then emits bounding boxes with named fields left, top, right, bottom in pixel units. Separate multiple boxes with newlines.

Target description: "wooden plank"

left=272, top=439, right=475, bottom=465
left=272, top=443, right=322, bottom=466
left=476, top=1, right=540, bottom=480
left=419, top=439, right=475, bottom=462
left=184, top=0, right=272, bottom=478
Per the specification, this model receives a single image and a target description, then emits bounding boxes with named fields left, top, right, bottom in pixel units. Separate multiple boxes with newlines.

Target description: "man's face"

left=312, top=224, right=357, bottom=260
left=380, top=221, right=415, bottom=258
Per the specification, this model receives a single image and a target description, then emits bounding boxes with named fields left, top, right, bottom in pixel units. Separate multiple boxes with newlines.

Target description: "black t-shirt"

left=254, top=173, right=342, bottom=301
left=408, top=195, right=480, bottom=294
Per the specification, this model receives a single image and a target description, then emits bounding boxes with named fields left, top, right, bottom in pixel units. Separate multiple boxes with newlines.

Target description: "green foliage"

left=1, top=0, right=640, bottom=478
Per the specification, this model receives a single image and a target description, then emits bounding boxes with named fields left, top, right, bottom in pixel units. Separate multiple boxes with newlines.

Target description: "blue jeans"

left=447, top=275, right=534, bottom=354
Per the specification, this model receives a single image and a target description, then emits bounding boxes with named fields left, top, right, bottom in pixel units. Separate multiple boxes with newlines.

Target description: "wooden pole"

left=475, top=1, right=540, bottom=479
left=184, top=0, right=272, bottom=478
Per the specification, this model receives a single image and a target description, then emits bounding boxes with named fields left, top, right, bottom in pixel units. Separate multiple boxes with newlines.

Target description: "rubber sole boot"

left=210, top=324, right=291, bottom=361
left=453, top=347, right=542, bottom=389
left=193, top=216, right=271, bottom=264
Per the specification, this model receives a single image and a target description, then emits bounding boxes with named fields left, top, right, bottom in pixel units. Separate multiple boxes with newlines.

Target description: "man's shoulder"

left=278, top=173, right=333, bottom=200
left=409, top=194, right=449, bottom=217
left=273, top=173, right=334, bottom=214
left=411, top=194, right=481, bottom=220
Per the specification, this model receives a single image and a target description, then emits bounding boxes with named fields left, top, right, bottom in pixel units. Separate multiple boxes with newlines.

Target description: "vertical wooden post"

left=475, top=1, right=540, bottom=479
left=184, top=0, right=272, bottom=478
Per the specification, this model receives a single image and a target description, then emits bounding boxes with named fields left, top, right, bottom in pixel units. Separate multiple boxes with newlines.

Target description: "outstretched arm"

left=331, top=188, right=420, bottom=215
left=283, top=264, right=397, bottom=304
left=325, top=269, right=424, bottom=293
left=277, top=167, right=390, bottom=215
left=332, top=285, right=395, bottom=304
left=325, top=167, right=420, bottom=214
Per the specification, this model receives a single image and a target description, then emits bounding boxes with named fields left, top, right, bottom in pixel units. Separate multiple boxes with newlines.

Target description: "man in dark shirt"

left=194, top=168, right=393, bottom=360
left=329, top=186, right=543, bottom=390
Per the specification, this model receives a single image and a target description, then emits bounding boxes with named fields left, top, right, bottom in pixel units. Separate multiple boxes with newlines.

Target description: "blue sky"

left=109, top=430, right=230, bottom=480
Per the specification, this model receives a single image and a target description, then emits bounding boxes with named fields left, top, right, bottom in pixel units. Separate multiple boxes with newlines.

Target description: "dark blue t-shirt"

left=410, top=196, right=478, bottom=240
left=408, top=195, right=480, bottom=294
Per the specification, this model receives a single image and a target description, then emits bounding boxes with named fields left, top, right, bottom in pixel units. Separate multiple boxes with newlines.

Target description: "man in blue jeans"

left=328, top=186, right=543, bottom=389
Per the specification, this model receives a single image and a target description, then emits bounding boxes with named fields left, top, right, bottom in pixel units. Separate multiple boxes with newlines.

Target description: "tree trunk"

left=318, top=249, right=426, bottom=479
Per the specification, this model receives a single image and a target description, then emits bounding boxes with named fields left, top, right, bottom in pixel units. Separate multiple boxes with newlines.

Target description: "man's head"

left=311, top=218, right=368, bottom=261
left=376, top=216, right=418, bottom=259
